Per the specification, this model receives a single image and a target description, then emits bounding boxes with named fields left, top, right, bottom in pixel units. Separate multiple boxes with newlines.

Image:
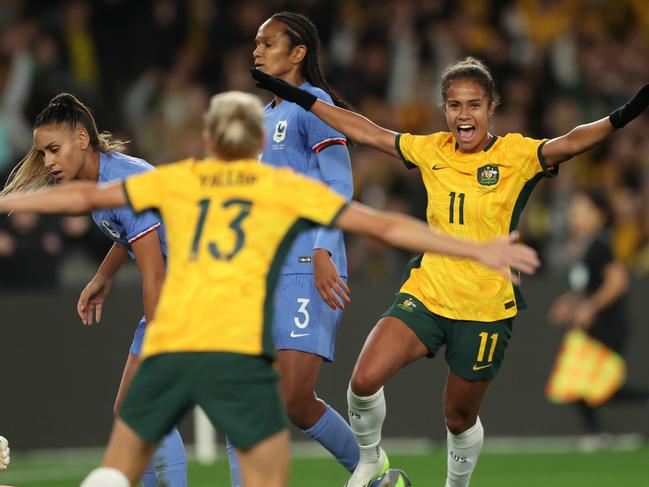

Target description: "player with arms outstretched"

left=252, top=58, right=649, bottom=486
left=0, top=91, right=539, bottom=487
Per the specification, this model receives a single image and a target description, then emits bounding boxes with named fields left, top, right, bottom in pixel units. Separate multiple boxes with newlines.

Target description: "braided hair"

left=271, top=12, right=351, bottom=110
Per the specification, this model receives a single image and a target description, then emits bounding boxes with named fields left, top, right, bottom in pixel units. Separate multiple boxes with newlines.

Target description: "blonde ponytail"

left=97, top=131, right=127, bottom=153
left=0, top=147, right=51, bottom=196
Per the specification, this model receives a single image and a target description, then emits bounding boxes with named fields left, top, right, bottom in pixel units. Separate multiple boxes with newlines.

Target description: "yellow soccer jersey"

left=123, top=158, right=347, bottom=359
left=396, top=132, right=555, bottom=321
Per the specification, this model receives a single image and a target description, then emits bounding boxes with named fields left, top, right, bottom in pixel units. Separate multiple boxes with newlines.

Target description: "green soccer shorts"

left=383, top=292, right=513, bottom=381
left=120, top=352, right=288, bottom=449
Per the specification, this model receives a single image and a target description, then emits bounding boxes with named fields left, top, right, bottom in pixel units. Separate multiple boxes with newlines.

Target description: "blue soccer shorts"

left=272, top=274, right=345, bottom=362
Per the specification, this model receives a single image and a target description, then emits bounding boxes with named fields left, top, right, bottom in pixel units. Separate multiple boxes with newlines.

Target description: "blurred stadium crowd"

left=0, top=0, right=648, bottom=288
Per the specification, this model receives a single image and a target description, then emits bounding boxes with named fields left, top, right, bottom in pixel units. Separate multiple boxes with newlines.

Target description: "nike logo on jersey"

left=290, top=331, right=310, bottom=338
left=432, top=164, right=446, bottom=170
left=472, top=363, right=493, bottom=371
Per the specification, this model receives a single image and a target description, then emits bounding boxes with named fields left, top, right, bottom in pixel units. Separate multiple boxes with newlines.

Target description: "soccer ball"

left=369, top=468, right=411, bottom=487
left=0, top=436, right=10, bottom=470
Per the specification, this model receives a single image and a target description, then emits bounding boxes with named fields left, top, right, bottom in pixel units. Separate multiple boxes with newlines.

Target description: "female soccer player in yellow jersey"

left=0, top=91, right=538, bottom=487
left=251, top=59, right=649, bottom=487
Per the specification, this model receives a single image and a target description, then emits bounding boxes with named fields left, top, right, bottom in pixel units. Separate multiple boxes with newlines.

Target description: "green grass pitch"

left=2, top=447, right=647, bottom=486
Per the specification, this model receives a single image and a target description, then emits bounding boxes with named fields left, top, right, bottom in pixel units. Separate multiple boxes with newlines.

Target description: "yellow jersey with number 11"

left=396, top=132, right=555, bottom=322
left=123, top=158, right=347, bottom=359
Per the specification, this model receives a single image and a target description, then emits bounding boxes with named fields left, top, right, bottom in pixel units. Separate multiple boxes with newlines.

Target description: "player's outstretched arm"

left=542, top=84, right=649, bottom=167
left=251, top=68, right=398, bottom=156
left=0, top=181, right=125, bottom=215
left=335, top=202, right=540, bottom=282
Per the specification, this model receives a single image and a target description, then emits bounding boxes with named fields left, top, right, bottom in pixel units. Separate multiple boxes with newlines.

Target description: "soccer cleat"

left=0, top=436, right=10, bottom=470
left=369, top=469, right=412, bottom=487
left=343, top=447, right=390, bottom=487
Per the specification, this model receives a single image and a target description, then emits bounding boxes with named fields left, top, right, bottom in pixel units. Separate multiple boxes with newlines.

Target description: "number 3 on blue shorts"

left=291, top=298, right=310, bottom=337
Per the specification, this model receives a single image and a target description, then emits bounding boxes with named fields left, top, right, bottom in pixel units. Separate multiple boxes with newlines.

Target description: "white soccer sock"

left=445, top=417, right=484, bottom=487
left=347, top=384, right=386, bottom=463
left=80, top=467, right=130, bottom=487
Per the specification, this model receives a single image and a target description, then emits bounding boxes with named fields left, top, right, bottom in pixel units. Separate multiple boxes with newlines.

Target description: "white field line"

left=4, top=433, right=644, bottom=464
left=280, top=433, right=645, bottom=457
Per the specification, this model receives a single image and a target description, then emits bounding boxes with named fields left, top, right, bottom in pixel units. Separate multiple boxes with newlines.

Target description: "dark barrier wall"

left=3, top=273, right=648, bottom=449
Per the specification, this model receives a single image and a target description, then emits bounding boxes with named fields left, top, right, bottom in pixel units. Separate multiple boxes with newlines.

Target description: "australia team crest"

left=273, top=120, right=288, bottom=143
left=396, top=297, right=417, bottom=312
left=477, top=164, right=499, bottom=186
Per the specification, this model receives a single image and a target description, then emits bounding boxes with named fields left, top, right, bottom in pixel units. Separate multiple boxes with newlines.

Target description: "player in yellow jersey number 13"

left=0, top=91, right=539, bottom=487
left=251, top=57, right=649, bottom=487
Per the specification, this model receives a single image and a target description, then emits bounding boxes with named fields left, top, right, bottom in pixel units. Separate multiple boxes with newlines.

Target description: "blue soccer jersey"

left=92, top=151, right=167, bottom=260
left=261, top=82, right=352, bottom=277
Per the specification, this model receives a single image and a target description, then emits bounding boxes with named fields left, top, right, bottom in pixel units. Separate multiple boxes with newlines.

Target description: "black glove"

left=250, top=68, right=317, bottom=111
left=609, top=84, right=649, bottom=128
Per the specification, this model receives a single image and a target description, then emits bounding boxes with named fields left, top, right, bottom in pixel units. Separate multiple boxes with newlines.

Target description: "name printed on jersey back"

left=200, top=169, right=258, bottom=187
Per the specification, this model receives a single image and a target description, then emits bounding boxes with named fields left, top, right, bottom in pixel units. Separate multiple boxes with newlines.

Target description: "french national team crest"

left=477, top=164, right=499, bottom=186
left=273, top=120, right=288, bottom=143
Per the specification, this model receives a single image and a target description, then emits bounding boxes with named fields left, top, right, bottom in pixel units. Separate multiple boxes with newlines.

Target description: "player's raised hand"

left=478, top=231, right=540, bottom=284
left=609, top=84, right=649, bottom=128
left=313, top=248, right=350, bottom=310
left=0, top=436, right=10, bottom=470
left=77, top=276, right=113, bottom=325
left=250, top=68, right=317, bottom=111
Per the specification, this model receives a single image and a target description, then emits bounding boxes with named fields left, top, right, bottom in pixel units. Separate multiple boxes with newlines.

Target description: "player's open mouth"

left=52, top=171, right=63, bottom=181
left=457, top=124, right=475, bottom=142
